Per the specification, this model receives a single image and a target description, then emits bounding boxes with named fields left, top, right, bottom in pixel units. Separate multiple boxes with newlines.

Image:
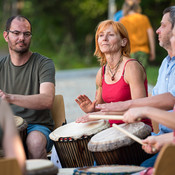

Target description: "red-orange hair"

left=94, top=20, right=131, bottom=66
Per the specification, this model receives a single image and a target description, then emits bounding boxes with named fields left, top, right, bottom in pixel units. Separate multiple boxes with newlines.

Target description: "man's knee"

left=26, top=130, right=47, bottom=149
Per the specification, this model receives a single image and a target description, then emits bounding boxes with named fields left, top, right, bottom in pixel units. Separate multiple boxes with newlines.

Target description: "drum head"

left=74, top=165, right=146, bottom=174
left=26, top=159, right=58, bottom=175
left=88, top=122, right=152, bottom=152
left=49, top=120, right=109, bottom=141
left=26, top=159, right=54, bottom=171
left=14, top=116, right=24, bottom=127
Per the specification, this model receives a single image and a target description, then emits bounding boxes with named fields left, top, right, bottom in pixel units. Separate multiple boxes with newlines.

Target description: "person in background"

left=75, top=20, right=151, bottom=128
left=120, top=1, right=155, bottom=69
left=0, top=98, right=26, bottom=174
left=97, top=6, right=175, bottom=167
left=0, top=15, right=55, bottom=159
left=113, top=0, right=141, bottom=22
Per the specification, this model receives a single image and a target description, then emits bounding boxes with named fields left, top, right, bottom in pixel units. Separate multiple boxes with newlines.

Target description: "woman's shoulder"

left=124, top=58, right=144, bottom=72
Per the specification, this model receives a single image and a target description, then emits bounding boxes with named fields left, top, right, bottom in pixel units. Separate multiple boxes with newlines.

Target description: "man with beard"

left=0, top=16, right=55, bottom=159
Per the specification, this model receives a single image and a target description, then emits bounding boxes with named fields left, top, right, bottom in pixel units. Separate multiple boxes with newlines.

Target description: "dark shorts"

left=27, top=124, right=53, bottom=152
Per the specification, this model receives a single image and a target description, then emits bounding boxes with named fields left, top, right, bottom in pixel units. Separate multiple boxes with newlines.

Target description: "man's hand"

left=123, top=107, right=147, bottom=123
left=0, top=90, right=11, bottom=103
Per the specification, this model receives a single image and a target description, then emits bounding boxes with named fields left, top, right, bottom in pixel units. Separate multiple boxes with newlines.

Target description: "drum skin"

left=73, top=165, right=146, bottom=175
left=26, top=159, right=58, bottom=175
left=88, top=122, right=152, bottom=166
left=49, top=120, right=110, bottom=168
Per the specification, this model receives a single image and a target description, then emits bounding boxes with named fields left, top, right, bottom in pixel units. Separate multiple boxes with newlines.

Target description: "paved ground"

left=55, top=67, right=98, bottom=123
left=55, top=67, right=154, bottom=124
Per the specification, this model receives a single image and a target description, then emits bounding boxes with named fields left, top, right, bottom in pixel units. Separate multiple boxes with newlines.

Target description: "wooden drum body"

left=88, top=122, right=152, bottom=166
left=26, top=159, right=58, bottom=175
left=73, top=165, right=146, bottom=175
left=14, top=116, right=28, bottom=144
left=49, top=120, right=109, bottom=168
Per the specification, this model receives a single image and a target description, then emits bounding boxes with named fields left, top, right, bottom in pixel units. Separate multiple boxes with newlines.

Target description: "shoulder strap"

left=122, top=59, right=136, bottom=76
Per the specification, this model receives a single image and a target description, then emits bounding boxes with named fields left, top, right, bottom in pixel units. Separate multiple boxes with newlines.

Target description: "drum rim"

left=73, top=165, right=146, bottom=174
left=49, top=120, right=110, bottom=141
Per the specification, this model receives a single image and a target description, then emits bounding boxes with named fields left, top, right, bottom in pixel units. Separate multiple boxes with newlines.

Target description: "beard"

left=8, top=39, right=31, bottom=54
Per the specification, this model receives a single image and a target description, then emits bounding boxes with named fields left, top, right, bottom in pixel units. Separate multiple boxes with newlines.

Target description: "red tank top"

left=102, top=59, right=151, bottom=127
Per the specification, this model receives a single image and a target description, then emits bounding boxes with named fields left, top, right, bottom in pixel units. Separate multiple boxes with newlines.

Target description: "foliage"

left=146, top=65, right=159, bottom=86
left=0, top=0, right=174, bottom=70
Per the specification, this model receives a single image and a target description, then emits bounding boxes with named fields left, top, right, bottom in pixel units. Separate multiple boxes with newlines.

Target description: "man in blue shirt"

left=97, top=6, right=175, bottom=167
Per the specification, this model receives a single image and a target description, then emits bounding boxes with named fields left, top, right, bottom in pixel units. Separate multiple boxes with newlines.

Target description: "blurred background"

left=0, top=0, right=174, bottom=85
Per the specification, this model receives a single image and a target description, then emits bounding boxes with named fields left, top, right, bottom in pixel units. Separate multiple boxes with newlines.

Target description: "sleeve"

left=39, top=58, right=55, bottom=85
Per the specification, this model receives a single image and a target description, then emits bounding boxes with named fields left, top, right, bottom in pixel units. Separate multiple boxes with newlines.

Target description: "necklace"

left=108, top=55, right=123, bottom=81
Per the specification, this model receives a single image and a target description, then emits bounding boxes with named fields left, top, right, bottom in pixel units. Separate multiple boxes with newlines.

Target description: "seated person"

left=0, top=15, right=55, bottom=159
left=0, top=98, right=26, bottom=174
left=95, top=6, right=175, bottom=169
left=75, top=20, right=151, bottom=127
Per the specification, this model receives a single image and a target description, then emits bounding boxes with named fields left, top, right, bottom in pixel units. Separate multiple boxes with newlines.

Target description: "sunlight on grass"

left=146, top=66, right=159, bottom=86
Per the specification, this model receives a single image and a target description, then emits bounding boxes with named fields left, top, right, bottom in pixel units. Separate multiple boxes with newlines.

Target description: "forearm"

left=4, top=135, right=26, bottom=175
left=142, top=107, right=175, bottom=129
left=8, top=93, right=54, bottom=110
left=130, top=93, right=175, bottom=110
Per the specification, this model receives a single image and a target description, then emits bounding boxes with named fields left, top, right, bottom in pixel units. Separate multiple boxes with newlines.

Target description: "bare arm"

left=0, top=99, right=26, bottom=174
left=124, top=60, right=147, bottom=99
left=0, top=82, right=55, bottom=110
left=123, top=106, right=175, bottom=129
left=147, top=27, right=156, bottom=61
left=96, top=92, right=175, bottom=112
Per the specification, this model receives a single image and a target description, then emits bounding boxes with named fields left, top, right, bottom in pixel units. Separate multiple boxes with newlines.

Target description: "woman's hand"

left=75, top=95, right=96, bottom=113
left=76, top=113, right=97, bottom=123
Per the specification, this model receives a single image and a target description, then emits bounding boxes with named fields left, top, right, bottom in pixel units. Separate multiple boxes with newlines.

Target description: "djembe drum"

left=26, top=159, right=58, bottom=175
left=88, top=122, right=152, bottom=165
left=73, top=165, right=146, bottom=175
left=49, top=120, right=109, bottom=168
left=14, top=116, right=28, bottom=145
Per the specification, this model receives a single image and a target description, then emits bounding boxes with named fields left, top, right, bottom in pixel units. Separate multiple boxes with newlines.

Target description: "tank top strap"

left=122, top=59, right=137, bottom=76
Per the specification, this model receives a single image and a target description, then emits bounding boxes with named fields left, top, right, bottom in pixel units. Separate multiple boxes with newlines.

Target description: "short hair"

left=163, top=6, right=175, bottom=29
left=5, top=15, right=32, bottom=32
left=94, top=20, right=131, bottom=66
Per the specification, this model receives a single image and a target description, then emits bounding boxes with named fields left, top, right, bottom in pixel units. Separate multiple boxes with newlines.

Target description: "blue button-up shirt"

left=152, top=55, right=175, bottom=135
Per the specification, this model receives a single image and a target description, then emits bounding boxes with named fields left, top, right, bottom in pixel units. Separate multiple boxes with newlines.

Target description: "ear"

left=3, top=31, right=9, bottom=42
left=121, top=38, right=127, bottom=47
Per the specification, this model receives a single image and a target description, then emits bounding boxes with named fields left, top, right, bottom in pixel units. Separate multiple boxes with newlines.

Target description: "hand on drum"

left=76, top=113, right=98, bottom=123
left=75, top=95, right=96, bottom=113
left=96, top=101, right=128, bottom=112
left=123, top=107, right=146, bottom=123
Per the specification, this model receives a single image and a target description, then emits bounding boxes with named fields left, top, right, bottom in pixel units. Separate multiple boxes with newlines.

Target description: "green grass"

left=146, top=65, right=159, bottom=86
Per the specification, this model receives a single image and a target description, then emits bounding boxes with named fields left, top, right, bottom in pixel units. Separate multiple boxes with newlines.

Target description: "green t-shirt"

left=0, top=53, right=55, bottom=130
